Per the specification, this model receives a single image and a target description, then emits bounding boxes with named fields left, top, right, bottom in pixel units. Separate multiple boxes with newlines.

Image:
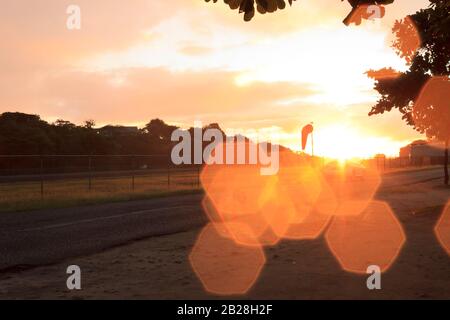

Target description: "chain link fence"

left=0, top=154, right=446, bottom=212
left=0, top=155, right=201, bottom=212
left=365, top=155, right=447, bottom=172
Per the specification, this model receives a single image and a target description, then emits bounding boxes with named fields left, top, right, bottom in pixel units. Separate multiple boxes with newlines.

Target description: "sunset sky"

left=0, top=0, right=431, bottom=158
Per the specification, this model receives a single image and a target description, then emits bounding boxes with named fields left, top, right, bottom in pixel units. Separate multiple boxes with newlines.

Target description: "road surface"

left=0, top=195, right=205, bottom=272
left=0, top=167, right=444, bottom=273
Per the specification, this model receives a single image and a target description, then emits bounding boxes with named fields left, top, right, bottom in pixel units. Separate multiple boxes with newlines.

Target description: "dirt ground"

left=0, top=181, right=449, bottom=300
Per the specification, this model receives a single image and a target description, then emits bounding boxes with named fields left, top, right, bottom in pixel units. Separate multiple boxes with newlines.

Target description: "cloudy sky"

left=0, top=0, right=430, bottom=158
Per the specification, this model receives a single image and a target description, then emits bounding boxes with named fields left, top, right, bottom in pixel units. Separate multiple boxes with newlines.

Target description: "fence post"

left=167, top=163, right=171, bottom=190
left=88, top=156, right=92, bottom=191
left=40, top=156, right=44, bottom=199
left=132, top=156, right=135, bottom=191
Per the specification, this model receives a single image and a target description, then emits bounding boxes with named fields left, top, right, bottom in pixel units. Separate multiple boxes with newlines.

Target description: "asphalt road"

left=381, top=167, right=444, bottom=187
left=0, top=194, right=206, bottom=272
left=0, top=167, right=444, bottom=273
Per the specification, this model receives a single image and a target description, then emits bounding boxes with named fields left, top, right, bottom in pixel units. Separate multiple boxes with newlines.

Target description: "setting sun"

left=315, top=125, right=404, bottom=159
left=281, top=125, right=407, bottom=160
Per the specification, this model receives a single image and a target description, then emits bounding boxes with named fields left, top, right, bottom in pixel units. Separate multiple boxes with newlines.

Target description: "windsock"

left=302, top=124, right=314, bottom=151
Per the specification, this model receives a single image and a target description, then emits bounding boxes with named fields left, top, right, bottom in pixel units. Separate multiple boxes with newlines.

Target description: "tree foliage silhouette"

left=204, top=0, right=395, bottom=24
left=368, top=0, right=450, bottom=184
left=0, top=112, right=177, bottom=156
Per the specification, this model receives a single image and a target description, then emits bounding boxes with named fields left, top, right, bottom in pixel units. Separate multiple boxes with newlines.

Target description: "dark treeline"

left=0, top=112, right=223, bottom=156
left=0, top=112, right=301, bottom=176
left=0, top=112, right=228, bottom=174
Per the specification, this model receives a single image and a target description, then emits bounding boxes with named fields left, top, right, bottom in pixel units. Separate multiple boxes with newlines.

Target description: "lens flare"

left=201, top=163, right=273, bottom=246
left=278, top=162, right=322, bottom=223
left=259, top=176, right=297, bottom=240
left=201, top=196, right=232, bottom=238
left=201, top=164, right=268, bottom=215
left=434, top=201, right=450, bottom=256
left=189, top=223, right=266, bottom=295
left=325, top=200, right=406, bottom=274
left=412, top=76, right=450, bottom=149
left=323, top=161, right=381, bottom=217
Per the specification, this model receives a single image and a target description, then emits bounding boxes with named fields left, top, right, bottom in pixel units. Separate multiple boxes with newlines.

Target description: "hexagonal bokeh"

left=227, top=214, right=272, bottom=247
left=412, top=76, right=450, bottom=148
left=284, top=209, right=332, bottom=240
left=314, top=176, right=338, bottom=217
left=278, top=163, right=322, bottom=223
left=189, top=223, right=266, bottom=295
left=201, top=162, right=274, bottom=246
left=201, top=196, right=231, bottom=238
left=259, top=178, right=296, bottom=240
left=434, top=201, right=450, bottom=256
left=202, top=194, right=270, bottom=247
left=281, top=174, right=336, bottom=240
left=324, top=161, right=381, bottom=217
left=201, top=164, right=269, bottom=217
left=325, top=200, right=406, bottom=274
left=201, top=195, right=222, bottom=224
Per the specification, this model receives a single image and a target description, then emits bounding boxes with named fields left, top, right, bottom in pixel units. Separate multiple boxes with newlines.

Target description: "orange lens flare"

left=201, top=163, right=273, bottom=246
left=325, top=200, right=406, bottom=274
left=201, top=158, right=332, bottom=246
left=281, top=175, right=337, bottom=240
left=189, top=223, right=266, bottom=295
left=259, top=179, right=297, bottom=240
left=314, top=176, right=339, bottom=217
left=202, top=195, right=270, bottom=246
left=278, top=164, right=322, bottom=223
left=324, top=161, right=381, bottom=217
left=434, top=201, right=450, bottom=256
left=201, top=196, right=232, bottom=238
left=412, top=76, right=450, bottom=149
left=284, top=210, right=332, bottom=240
left=225, top=214, right=271, bottom=247
left=197, top=153, right=405, bottom=284
left=201, top=164, right=268, bottom=216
